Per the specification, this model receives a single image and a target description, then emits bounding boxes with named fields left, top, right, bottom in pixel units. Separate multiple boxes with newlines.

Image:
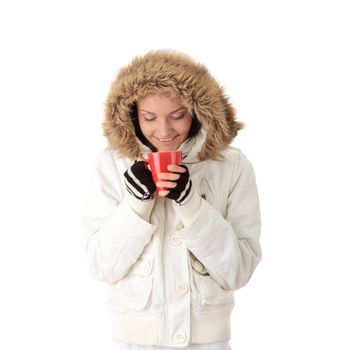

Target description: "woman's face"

left=137, top=94, right=192, bottom=152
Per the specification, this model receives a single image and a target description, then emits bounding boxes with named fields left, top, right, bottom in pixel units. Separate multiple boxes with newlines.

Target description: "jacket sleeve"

left=81, top=150, right=157, bottom=284
left=174, top=151, right=262, bottom=291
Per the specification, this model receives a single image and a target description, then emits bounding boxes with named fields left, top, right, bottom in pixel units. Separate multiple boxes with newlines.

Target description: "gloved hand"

left=124, top=160, right=156, bottom=201
left=157, top=164, right=193, bottom=206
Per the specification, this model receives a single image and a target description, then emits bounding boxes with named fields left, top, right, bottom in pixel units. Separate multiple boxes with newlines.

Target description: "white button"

left=175, top=283, right=188, bottom=295
left=175, top=331, right=187, bottom=343
left=176, top=222, right=184, bottom=230
left=142, top=261, right=152, bottom=275
left=193, top=260, right=204, bottom=272
left=170, top=235, right=182, bottom=246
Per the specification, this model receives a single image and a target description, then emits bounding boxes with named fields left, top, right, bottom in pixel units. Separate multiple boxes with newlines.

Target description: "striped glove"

left=165, top=165, right=193, bottom=206
left=124, top=160, right=156, bottom=201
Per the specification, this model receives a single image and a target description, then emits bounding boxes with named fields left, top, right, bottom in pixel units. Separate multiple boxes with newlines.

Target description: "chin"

left=154, top=140, right=182, bottom=152
left=157, top=146, right=178, bottom=152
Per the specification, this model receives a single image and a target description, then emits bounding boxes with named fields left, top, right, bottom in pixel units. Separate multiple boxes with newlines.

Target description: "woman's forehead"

left=137, top=94, right=186, bottom=111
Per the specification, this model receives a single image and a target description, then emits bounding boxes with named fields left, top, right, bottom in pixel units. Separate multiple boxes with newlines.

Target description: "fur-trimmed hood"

left=102, top=49, right=244, bottom=161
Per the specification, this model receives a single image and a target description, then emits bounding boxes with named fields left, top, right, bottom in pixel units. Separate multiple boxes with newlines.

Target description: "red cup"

left=144, top=151, right=183, bottom=193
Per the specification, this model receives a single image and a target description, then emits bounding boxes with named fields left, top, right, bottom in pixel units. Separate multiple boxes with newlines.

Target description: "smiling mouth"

left=156, top=135, right=178, bottom=143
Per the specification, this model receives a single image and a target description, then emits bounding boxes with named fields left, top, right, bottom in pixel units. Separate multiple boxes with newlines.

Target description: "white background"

left=0, top=0, right=349, bottom=349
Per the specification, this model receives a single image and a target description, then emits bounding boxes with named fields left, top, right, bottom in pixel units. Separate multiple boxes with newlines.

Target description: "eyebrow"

left=139, top=107, right=186, bottom=115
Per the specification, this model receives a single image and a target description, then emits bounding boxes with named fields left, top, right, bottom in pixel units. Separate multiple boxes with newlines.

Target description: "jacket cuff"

left=172, top=190, right=202, bottom=227
left=125, top=191, right=155, bottom=222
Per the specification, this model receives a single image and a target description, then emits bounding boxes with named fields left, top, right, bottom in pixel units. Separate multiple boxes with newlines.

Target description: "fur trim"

left=102, top=49, right=244, bottom=161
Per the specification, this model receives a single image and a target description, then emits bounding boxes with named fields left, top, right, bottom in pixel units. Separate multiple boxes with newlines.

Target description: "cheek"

left=138, top=120, right=152, bottom=137
left=178, top=119, right=192, bottom=136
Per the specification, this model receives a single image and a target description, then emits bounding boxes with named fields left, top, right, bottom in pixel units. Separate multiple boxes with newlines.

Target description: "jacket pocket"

left=110, top=256, right=154, bottom=311
left=190, top=255, right=233, bottom=306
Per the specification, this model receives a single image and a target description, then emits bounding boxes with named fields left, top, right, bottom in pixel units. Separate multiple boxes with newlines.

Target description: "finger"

left=167, top=164, right=187, bottom=172
left=156, top=181, right=177, bottom=188
left=158, top=190, right=170, bottom=197
left=158, top=172, right=180, bottom=180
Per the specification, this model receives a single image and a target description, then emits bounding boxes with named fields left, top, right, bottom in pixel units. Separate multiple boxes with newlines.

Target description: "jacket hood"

left=102, top=49, right=244, bottom=161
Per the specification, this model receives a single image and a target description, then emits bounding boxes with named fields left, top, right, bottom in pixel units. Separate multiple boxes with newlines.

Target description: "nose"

left=158, top=119, right=173, bottom=137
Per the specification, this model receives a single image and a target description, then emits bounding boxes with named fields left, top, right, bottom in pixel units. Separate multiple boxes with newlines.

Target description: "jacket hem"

left=108, top=308, right=232, bottom=347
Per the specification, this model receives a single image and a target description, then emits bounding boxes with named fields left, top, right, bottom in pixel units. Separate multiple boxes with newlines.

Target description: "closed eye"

left=144, top=117, right=156, bottom=122
left=171, top=113, right=186, bottom=120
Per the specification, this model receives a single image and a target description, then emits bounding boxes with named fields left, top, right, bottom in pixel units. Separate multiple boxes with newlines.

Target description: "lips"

left=156, top=135, right=178, bottom=143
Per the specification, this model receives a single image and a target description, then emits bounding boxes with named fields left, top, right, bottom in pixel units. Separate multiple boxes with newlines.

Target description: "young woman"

left=81, top=49, right=262, bottom=350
